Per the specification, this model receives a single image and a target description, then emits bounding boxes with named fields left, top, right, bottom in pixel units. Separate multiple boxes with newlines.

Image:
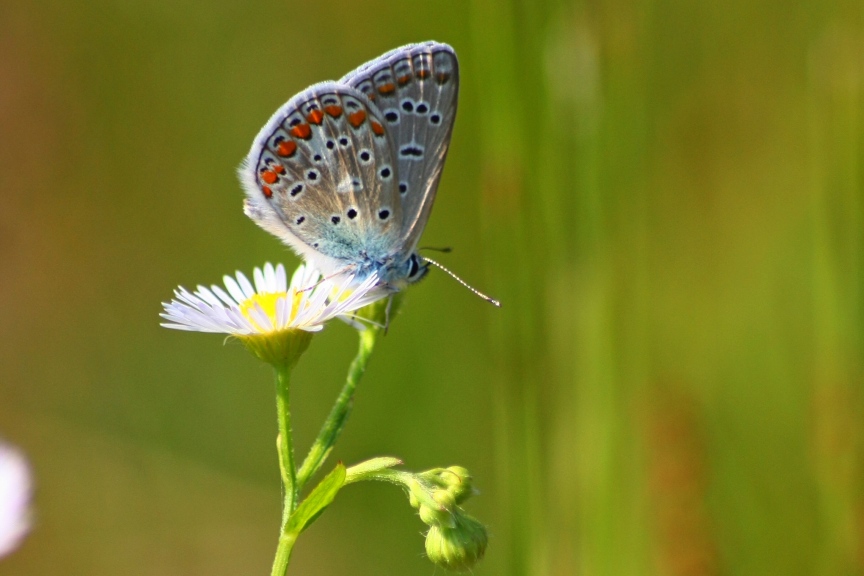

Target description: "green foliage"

left=285, top=464, right=347, bottom=537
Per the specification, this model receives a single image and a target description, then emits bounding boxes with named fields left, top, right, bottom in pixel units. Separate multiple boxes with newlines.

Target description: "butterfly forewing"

left=240, top=82, right=403, bottom=271
left=341, top=42, right=458, bottom=253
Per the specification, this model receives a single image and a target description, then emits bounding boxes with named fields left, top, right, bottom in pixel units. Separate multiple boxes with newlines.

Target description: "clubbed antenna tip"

left=421, top=257, right=502, bottom=307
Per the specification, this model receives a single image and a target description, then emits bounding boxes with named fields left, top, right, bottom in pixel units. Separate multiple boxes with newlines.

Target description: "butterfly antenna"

left=419, top=246, right=453, bottom=254
left=421, top=257, right=502, bottom=307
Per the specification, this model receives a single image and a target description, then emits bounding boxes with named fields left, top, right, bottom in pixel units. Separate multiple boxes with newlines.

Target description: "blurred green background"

left=1, top=0, right=862, bottom=574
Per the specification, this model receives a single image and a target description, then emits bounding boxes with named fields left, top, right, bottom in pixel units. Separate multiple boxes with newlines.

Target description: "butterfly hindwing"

left=240, top=82, right=403, bottom=275
left=341, top=42, right=459, bottom=253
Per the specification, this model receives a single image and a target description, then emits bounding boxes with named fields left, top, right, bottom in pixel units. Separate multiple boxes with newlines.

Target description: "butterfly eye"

left=407, top=255, right=420, bottom=278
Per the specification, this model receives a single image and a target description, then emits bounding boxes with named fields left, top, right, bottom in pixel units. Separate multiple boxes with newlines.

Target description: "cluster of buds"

left=407, top=466, right=488, bottom=572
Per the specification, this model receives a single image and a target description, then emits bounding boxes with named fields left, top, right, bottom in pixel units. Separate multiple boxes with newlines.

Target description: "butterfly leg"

left=383, top=294, right=394, bottom=335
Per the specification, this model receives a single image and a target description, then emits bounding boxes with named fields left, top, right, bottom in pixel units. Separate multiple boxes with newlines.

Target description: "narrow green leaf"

left=285, top=463, right=346, bottom=536
left=345, top=457, right=403, bottom=484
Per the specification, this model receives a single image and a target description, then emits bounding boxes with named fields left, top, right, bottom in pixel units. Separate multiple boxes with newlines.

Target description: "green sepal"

left=285, top=463, right=346, bottom=536
left=240, top=329, right=313, bottom=369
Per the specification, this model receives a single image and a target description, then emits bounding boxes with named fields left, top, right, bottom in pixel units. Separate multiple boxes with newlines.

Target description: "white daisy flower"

left=0, top=442, right=31, bottom=559
left=160, top=263, right=384, bottom=366
left=161, top=263, right=382, bottom=335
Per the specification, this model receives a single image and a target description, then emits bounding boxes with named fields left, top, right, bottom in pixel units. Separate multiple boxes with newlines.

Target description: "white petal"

left=288, top=264, right=306, bottom=291
left=263, top=263, right=277, bottom=291
left=275, top=263, right=287, bottom=292
left=249, top=303, right=273, bottom=332
left=253, top=267, right=267, bottom=294
left=169, top=306, right=227, bottom=332
left=225, top=307, right=257, bottom=334
left=223, top=275, right=247, bottom=304
left=176, top=287, right=205, bottom=308
left=160, top=322, right=203, bottom=331
left=194, top=286, right=223, bottom=307
left=275, top=296, right=288, bottom=329
left=210, top=285, right=239, bottom=308
left=235, top=271, right=256, bottom=300
left=0, top=442, right=31, bottom=558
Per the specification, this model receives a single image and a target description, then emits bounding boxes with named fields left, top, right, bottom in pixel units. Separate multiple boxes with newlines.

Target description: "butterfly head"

left=405, top=253, right=430, bottom=284
left=381, top=252, right=428, bottom=290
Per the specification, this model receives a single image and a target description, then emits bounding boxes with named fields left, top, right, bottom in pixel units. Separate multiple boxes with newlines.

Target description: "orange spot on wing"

left=290, top=124, right=312, bottom=139
left=378, top=83, right=395, bottom=94
left=436, top=72, right=451, bottom=83
left=397, top=74, right=412, bottom=85
left=371, top=121, right=385, bottom=136
left=324, top=105, right=343, bottom=117
left=306, top=110, right=323, bottom=125
left=274, top=164, right=285, bottom=174
left=416, top=69, right=430, bottom=79
left=277, top=140, right=297, bottom=157
left=261, top=170, right=278, bottom=184
left=348, top=110, right=367, bottom=128
left=262, top=185, right=273, bottom=198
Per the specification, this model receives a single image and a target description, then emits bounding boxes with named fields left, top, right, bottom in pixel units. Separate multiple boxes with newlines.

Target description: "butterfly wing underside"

left=239, top=82, right=403, bottom=278
left=341, top=41, right=459, bottom=255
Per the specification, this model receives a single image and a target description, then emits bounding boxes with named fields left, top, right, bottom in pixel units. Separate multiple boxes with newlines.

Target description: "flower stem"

left=272, top=363, right=299, bottom=576
left=270, top=532, right=297, bottom=576
left=296, top=327, right=379, bottom=489
left=274, top=364, right=297, bottom=523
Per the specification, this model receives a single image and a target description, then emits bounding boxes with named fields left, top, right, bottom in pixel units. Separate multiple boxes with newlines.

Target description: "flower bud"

left=407, top=478, right=434, bottom=510
left=424, top=513, right=488, bottom=572
left=432, top=487, right=457, bottom=508
left=418, top=502, right=456, bottom=529
left=441, top=466, right=474, bottom=504
left=408, top=490, right=421, bottom=510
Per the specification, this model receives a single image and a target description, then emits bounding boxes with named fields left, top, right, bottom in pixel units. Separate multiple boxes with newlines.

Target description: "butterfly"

left=239, top=41, right=459, bottom=298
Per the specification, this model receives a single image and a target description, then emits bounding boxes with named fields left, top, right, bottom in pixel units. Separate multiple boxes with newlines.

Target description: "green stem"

left=275, top=364, right=297, bottom=523
left=296, top=327, right=379, bottom=489
left=270, top=532, right=298, bottom=576
left=272, top=364, right=298, bottom=576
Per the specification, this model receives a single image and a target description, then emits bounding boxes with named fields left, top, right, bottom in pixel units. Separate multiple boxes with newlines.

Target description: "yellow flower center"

left=239, top=291, right=302, bottom=332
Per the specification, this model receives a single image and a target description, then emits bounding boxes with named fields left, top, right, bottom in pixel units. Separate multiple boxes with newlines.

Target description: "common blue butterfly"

left=239, top=41, right=459, bottom=296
